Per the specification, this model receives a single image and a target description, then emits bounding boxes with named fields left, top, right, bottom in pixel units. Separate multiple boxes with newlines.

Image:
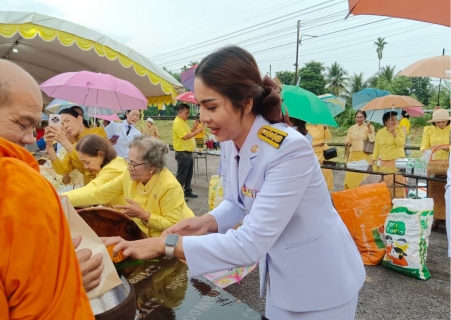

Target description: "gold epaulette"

left=257, top=125, right=288, bottom=149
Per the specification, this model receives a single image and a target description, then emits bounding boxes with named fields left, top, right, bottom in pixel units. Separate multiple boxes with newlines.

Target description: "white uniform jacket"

left=183, top=115, right=365, bottom=312
left=105, top=120, right=141, bottom=159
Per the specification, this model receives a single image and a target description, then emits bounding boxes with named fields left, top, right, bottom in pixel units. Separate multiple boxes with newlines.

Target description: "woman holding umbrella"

left=344, top=110, right=375, bottom=189
left=44, top=107, right=107, bottom=185
left=420, top=108, right=450, bottom=229
left=371, top=111, right=406, bottom=199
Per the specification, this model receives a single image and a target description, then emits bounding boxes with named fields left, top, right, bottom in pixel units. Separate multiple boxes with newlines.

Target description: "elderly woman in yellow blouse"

left=44, top=107, right=107, bottom=185
left=64, top=134, right=127, bottom=207
left=344, top=110, right=375, bottom=189
left=306, top=124, right=334, bottom=190
left=420, top=108, right=450, bottom=228
left=67, top=135, right=195, bottom=237
left=371, top=111, right=406, bottom=199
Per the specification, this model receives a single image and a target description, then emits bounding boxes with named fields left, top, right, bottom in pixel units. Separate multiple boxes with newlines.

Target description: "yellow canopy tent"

left=0, top=11, right=183, bottom=108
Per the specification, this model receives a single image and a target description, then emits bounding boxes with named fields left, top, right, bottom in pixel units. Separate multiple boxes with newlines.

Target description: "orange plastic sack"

left=331, top=183, right=392, bottom=265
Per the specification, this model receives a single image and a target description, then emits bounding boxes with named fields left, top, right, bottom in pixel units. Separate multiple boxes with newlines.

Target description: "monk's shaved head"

left=0, top=60, right=43, bottom=146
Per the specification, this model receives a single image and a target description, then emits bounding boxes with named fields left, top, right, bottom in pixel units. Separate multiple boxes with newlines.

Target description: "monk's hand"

left=162, top=215, right=215, bottom=237
left=72, top=235, right=104, bottom=293
left=101, top=236, right=163, bottom=260
left=114, top=199, right=150, bottom=221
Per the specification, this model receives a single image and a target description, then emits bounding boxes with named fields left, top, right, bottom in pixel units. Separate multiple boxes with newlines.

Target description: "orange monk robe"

left=0, top=138, right=94, bottom=320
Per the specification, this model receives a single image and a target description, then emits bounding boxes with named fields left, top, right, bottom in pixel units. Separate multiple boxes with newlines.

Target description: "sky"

left=1, top=0, right=450, bottom=85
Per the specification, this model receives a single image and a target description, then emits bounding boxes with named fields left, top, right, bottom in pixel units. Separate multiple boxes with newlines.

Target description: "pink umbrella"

left=404, top=107, right=424, bottom=117
left=180, top=65, right=197, bottom=92
left=94, top=114, right=121, bottom=121
left=40, top=71, right=148, bottom=111
left=175, top=92, right=197, bottom=104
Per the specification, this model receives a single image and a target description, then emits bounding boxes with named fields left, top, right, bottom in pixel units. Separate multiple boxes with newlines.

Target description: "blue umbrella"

left=318, top=93, right=346, bottom=117
left=352, top=88, right=399, bottom=124
left=352, top=88, right=390, bottom=109
left=45, top=99, right=116, bottom=118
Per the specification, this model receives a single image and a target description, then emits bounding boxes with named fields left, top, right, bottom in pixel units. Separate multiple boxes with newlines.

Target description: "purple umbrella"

left=40, top=71, right=148, bottom=111
left=180, top=65, right=197, bottom=92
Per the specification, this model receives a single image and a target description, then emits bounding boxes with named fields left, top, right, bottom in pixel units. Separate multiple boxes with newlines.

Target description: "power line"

left=158, top=9, right=380, bottom=67
left=151, top=0, right=341, bottom=61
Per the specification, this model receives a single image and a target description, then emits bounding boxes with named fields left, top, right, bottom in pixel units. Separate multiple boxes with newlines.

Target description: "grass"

left=137, top=119, right=211, bottom=145
left=147, top=119, right=425, bottom=161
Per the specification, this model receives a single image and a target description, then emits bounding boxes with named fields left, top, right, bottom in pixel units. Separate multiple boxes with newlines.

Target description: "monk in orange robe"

left=0, top=138, right=94, bottom=319
left=0, top=60, right=94, bottom=319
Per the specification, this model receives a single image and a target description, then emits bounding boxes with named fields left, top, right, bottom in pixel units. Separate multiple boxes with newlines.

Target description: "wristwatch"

left=164, top=234, right=180, bottom=257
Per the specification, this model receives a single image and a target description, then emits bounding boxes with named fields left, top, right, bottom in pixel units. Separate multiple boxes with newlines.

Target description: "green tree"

left=343, top=72, right=366, bottom=103
left=275, top=70, right=297, bottom=85
left=410, top=77, right=432, bottom=105
left=163, top=67, right=181, bottom=82
left=379, top=65, right=396, bottom=83
left=299, top=61, right=326, bottom=95
left=325, top=62, right=348, bottom=96
left=188, top=60, right=198, bottom=67
left=389, top=76, right=413, bottom=95
left=375, top=37, right=388, bottom=72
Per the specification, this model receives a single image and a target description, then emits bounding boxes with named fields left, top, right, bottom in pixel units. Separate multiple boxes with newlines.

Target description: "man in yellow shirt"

left=194, top=117, right=206, bottom=148
left=173, top=104, right=203, bottom=198
left=398, top=111, right=411, bottom=156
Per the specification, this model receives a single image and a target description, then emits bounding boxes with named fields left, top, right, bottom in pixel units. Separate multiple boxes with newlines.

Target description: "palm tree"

left=374, top=37, right=388, bottom=72
left=379, top=65, right=396, bottom=83
left=325, top=62, right=348, bottom=97
left=188, top=60, right=198, bottom=67
left=343, top=72, right=366, bottom=102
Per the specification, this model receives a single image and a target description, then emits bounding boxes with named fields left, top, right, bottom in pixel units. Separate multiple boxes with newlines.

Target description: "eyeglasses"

left=125, top=158, right=146, bottom=171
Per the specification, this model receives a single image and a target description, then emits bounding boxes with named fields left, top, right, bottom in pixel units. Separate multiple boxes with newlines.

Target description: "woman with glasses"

left=67, top=135, right=194, bottom=237
left=63, top=134, right=126, bottom=207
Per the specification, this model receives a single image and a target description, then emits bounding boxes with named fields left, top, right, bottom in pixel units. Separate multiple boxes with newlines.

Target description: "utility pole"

left=294, top=20, right=301, bottom=85
left=269, top=65, right=272, bottom=78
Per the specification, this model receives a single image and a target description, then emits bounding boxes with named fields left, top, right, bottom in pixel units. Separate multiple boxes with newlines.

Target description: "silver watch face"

left=165, top=234, right=179, bottom=247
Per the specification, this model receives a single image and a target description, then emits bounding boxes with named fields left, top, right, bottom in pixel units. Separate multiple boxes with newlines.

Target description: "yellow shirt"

left=306, top=124, right=331, bottom=156
left=420, top=125, right=450, bottom=160
left=372, top=127, right=406, bottom=160
left=194, top=123, right=206, bottom=139
left=345, top=123, right=376, bottom=152
left=52, top=127, right=107, bottom=185
left=173, top=116, right=195, bottom=152
left=64, top=157, right=127, bottom=207
left=67, top=167, right=194, bottom=237
left=143, top=124, right=159, bottom=138
left=398, top=118, right=411, bottom=135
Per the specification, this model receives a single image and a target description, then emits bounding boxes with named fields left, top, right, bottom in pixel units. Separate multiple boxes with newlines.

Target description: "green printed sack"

left=382, top=198, right=434, bottom=280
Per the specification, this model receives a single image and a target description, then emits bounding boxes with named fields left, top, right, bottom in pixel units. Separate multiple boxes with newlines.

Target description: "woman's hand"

left=162, top=215, right=216, bottom=237
left=43, top=126, right=56, bottom=145
left=388, top=125, right=397, bottom=137
left=114, top=199, right=150, bottom=221
left=101, top=236, right=164, bottom=260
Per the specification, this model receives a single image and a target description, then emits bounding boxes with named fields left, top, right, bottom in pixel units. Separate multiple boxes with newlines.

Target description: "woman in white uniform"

left=104, top=46, right=365, bottom=320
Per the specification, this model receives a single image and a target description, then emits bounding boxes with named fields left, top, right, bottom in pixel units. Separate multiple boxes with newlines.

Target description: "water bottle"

left=406, top=159, right=413, bottom=174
